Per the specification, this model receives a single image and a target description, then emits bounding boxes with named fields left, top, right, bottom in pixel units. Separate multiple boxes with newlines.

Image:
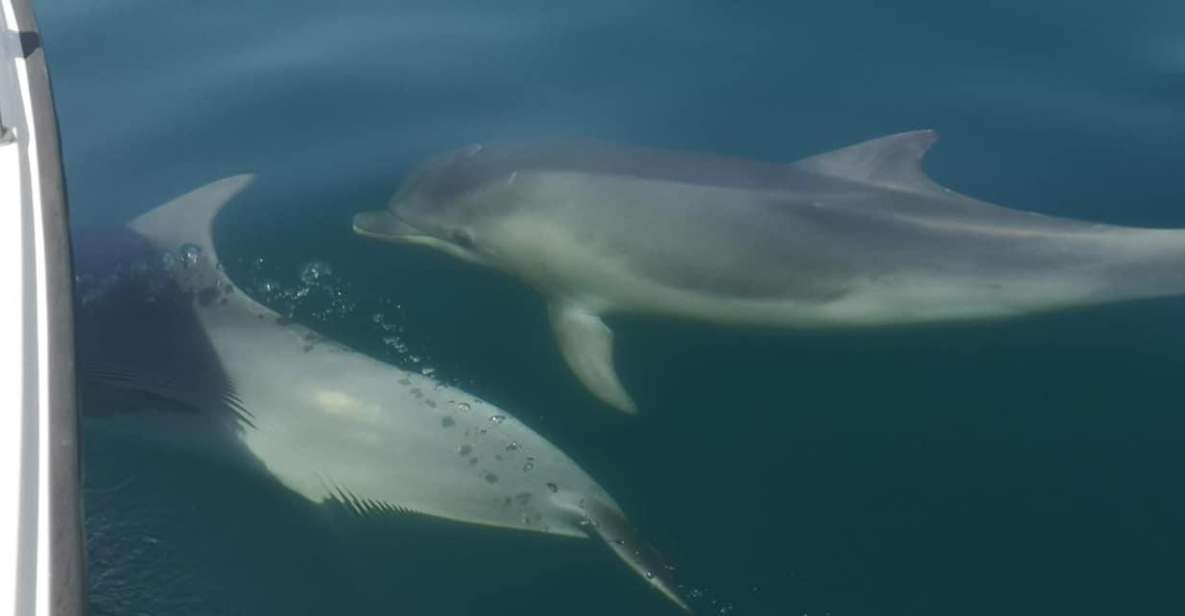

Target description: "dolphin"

left=353, top=131, right=1185, bottom=413
left=75, top=176, right=691, bottom=611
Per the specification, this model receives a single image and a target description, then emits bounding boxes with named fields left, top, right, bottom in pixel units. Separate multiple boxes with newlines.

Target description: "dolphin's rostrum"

left=355, top=131, right=1185, bottom=413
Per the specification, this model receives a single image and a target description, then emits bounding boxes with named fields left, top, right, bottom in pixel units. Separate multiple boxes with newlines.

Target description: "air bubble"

left=382, top=336, right=408, bottom=353
left=489, top=415, right=505, bottom=425
left=251, top=256, right=265, bottom=268
left=179, top=243, right=202, bottom=267
left=457, top=402, right=471, bottom=412
left=505, top=442, right=520, bottom=452
left=299, top=260, right=333, bottom=285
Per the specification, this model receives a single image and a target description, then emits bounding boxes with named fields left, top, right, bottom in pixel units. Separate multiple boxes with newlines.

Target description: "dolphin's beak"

left=352, top=210, right=423, bottom=243
left=354, top=209, right=486, bottom=265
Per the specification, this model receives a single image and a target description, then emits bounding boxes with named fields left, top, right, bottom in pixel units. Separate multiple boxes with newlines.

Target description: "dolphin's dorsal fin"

left=548, top=301, right=637, bottom=414
left=128, top=175, right=255, bottom=255
left=791, top=130, right=943, bottom=194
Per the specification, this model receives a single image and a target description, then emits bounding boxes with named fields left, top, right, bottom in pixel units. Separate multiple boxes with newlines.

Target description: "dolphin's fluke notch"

left=548, top=301, right=637, bottom=414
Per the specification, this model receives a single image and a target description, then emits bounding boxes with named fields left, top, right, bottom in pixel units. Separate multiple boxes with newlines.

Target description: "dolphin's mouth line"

left=387, top=211, right=429, bottom=238
left=352, top=209, right=431, bottom=243
left=353, top=209, right=486, bottom=263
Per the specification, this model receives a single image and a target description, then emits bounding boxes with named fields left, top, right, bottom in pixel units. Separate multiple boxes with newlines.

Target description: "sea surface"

left=35, top=0, right=1185, bottom=614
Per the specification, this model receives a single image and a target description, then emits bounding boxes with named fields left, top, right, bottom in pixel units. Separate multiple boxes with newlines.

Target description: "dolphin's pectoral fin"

left=579, top=498, right=692, bottom=612
left=128, top=175, right=255, bottom=256
left=791, top=129, right=945, bottom=194
left=547, top=301, right=637, bottom=413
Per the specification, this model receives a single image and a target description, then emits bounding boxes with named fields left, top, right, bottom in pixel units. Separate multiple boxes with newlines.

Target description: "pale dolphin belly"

left=194, top=293, right=607, bottom=536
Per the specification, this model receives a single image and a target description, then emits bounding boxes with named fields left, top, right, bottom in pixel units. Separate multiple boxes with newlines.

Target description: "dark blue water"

left=38, top=0, right=1185, bottom=614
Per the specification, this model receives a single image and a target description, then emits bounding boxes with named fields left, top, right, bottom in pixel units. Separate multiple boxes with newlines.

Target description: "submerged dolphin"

left=354, top=131, right=1185, bottom=413
left=75, top=176, right=690, bottom=611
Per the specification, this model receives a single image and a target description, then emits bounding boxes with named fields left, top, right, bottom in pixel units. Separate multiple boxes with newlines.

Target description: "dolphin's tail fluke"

left=580, top=498, right=692, bottom=612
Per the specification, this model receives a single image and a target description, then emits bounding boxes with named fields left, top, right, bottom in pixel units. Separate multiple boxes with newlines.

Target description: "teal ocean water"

left=39, top=0, right=1185, bottom=614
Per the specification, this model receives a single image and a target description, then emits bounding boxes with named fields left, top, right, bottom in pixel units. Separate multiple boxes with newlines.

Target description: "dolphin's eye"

left=450, top=229, right=476, bottom=249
